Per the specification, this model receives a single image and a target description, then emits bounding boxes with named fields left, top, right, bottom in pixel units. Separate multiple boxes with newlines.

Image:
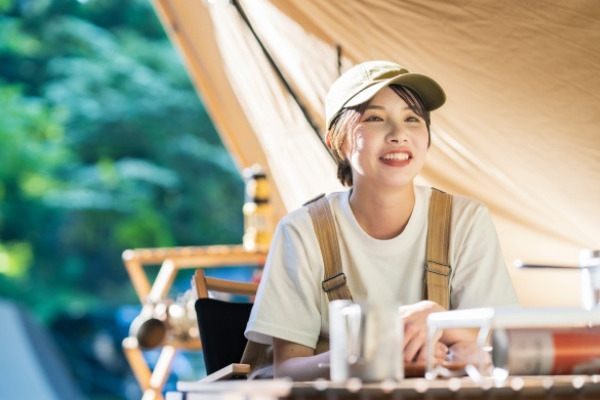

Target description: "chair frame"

left=121, top=245, right=266, bottom=400
left=192, top=268, right=259, bottom=382
left=192, top=269, right=259, bottom=299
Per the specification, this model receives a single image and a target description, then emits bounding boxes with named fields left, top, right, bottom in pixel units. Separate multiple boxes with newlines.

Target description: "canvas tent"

left=0, top=299, right=86, bottom=400
left=149, top=0, right=600, bottom=307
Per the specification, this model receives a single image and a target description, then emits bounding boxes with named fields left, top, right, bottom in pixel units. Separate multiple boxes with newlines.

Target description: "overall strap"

left=424, top=188, right=453, bottom=309
left=305, top=194, right=353, bottom=301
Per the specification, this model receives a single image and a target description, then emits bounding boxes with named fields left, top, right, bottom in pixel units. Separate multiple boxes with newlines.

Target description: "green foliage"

left=0, top=241, right=33, bottom=277
left=0, top=0, right=245, bottom=324
left=0, top=0, right=14, bottom=13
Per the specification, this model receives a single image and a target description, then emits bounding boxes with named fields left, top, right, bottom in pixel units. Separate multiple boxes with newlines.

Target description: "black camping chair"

left=192, top=269, right=259, bottom=382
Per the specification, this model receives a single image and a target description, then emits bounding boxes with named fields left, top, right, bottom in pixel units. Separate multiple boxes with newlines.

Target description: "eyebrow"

left=364, top=104, right=411, bottom=111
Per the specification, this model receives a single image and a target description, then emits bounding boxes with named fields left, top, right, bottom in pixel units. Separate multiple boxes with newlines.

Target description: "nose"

left=386, top=123, right=408, bottom=143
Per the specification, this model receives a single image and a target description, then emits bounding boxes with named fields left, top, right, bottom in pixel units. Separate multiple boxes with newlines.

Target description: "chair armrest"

left=198, top=363, right=251, bottom=383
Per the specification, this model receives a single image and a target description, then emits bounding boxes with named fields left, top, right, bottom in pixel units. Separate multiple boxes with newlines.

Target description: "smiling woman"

left=328, top=84, right=432, bottom=188
left=342, top=86, right=430, bottom=193
left=244, top=60, right=519, bottom=381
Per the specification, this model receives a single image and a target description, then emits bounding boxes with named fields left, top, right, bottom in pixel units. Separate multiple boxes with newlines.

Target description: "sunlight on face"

left=344, top=86, right=430, bottom=190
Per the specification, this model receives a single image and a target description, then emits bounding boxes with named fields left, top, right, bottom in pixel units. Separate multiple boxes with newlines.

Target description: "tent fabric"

left=151, top=0, right=600, bottom=307
left=0, top=299, right=86, bottom=400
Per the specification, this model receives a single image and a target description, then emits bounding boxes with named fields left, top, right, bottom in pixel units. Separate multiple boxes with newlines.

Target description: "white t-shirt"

left=245, top=186, right=519, bottom=349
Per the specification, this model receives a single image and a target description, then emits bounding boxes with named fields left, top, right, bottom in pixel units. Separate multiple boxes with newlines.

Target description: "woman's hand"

left=445, top=329, right=482, bottom=365
left=447, top=341, right=481, bottom=365
left=399, top=300, right=447, bottom=363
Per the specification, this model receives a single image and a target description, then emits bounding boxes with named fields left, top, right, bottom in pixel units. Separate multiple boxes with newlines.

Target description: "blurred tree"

left=0, top=0, right=244, bottom=344
left=1, top=0, right=246, bottom=398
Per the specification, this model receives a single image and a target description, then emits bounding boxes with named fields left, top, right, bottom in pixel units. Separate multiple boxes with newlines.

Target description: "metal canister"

left=492, top=326, right=600, bottom=375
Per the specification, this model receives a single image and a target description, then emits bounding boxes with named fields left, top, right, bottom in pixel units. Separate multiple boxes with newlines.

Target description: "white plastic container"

left=329, top=300, right=404, bottom=382
left=580, top=249, right=600, bottom=310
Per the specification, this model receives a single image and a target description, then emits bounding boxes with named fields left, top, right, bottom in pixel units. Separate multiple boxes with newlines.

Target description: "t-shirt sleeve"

left=449, top=197, right=520, bottom=309
left=245, top=211, right=325, bottom=349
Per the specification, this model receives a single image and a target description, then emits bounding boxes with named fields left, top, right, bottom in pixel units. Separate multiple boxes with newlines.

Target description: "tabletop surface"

left=170, top=375, right=600, bottom=400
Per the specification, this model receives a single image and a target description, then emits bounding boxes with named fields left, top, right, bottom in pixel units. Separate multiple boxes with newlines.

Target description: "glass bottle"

left=242, top=164, right=274, bottom=251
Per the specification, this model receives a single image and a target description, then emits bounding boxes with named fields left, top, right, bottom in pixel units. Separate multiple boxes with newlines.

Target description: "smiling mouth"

left=380, top=153, right=410, bottom=161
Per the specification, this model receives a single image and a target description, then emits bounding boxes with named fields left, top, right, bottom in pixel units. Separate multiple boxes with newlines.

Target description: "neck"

left=349, top=185, right=415, bottom=239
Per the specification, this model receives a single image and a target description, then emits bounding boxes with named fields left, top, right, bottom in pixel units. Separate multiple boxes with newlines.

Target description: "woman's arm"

left=272, top=337, right=330, bottom=380
left=273, top=303, right=457, bottom=381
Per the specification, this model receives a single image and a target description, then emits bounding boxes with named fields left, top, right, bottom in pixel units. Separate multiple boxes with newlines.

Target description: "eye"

left=363, top=114, right=383, bottom=122
left=405, top=115, right=422, bottom=123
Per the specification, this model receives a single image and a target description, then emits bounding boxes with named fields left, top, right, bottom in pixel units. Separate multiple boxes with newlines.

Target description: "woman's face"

left=343, top=86, right=430, bottom=190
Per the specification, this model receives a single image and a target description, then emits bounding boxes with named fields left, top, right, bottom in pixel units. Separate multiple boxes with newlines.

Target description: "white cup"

left=329, top=300, right=404, bottom=382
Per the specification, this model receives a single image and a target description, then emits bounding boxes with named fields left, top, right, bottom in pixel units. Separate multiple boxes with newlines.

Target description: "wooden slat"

left=205, top=276, right=259, bottom=298
left=193, top=269, right=259, bottom=299
left=198, top=363, right=251, bottom=383
left=122, top=245, right=267, bottom=267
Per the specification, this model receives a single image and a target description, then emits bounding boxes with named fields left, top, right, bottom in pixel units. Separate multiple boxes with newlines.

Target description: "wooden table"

left=167, top=375, right=600, bottom=400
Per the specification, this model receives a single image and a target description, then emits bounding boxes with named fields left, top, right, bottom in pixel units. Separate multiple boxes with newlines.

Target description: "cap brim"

left=345, top=73, right=446, bottom=112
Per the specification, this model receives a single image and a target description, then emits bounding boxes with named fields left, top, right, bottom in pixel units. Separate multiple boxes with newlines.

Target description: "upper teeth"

left=381, top=153, right=409, bottom=161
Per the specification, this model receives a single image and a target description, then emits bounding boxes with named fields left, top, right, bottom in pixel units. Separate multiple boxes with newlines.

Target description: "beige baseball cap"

left=325, top=60, right=446, bottom=130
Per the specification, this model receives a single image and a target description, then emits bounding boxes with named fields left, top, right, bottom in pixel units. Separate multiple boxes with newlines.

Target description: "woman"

left=245, top=60, right=519, bottom=380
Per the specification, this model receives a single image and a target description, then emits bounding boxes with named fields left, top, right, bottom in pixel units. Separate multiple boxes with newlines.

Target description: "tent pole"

left=231, top=0, right=332, bottom=158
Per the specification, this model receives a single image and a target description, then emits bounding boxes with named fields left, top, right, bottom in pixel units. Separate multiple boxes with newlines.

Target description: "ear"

left=325, top=131, right=332, bottom=149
